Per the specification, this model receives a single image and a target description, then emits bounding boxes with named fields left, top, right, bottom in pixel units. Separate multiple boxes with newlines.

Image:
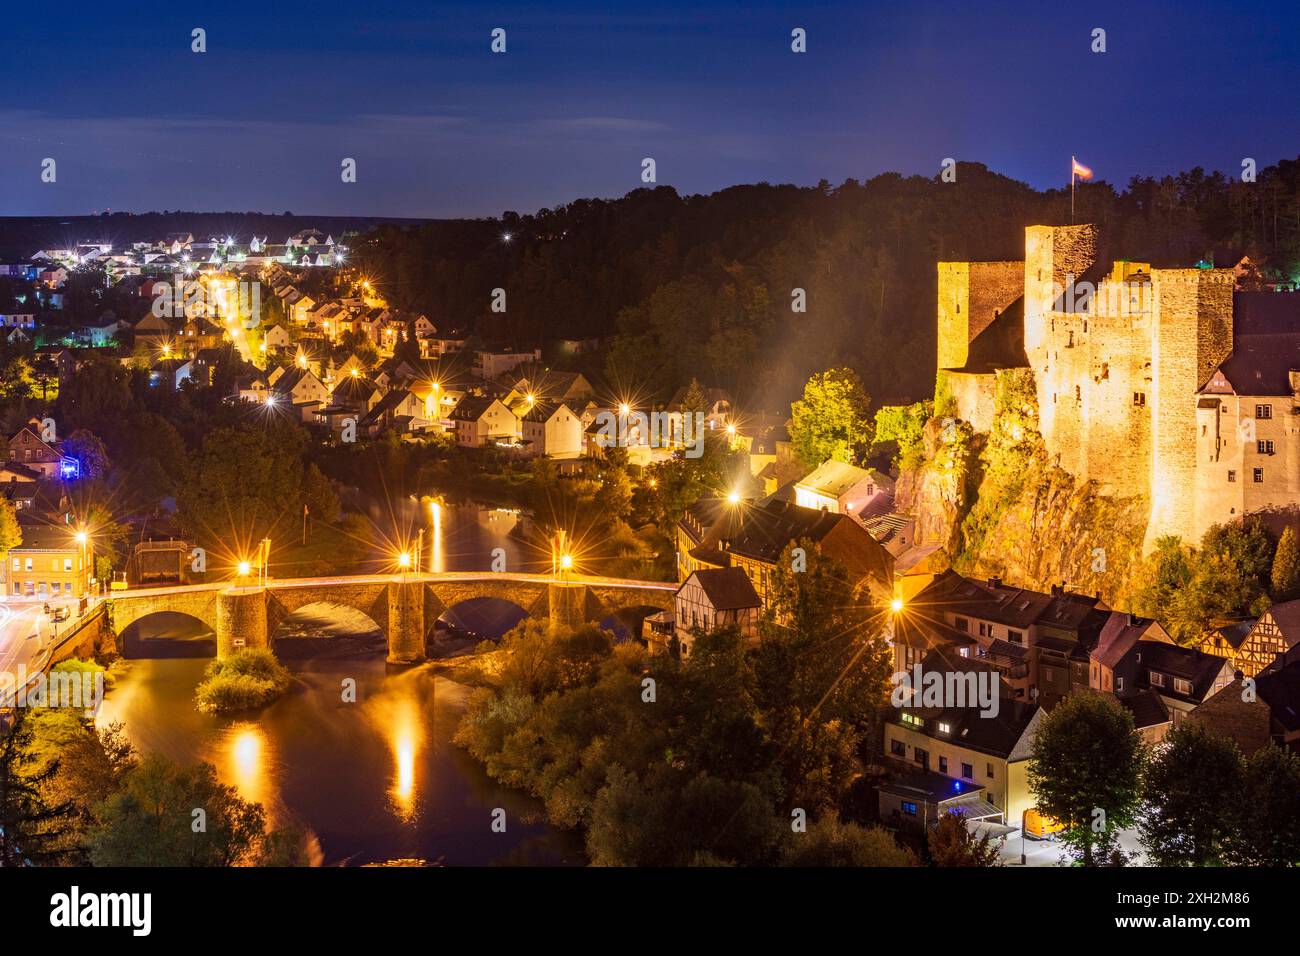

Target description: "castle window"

left=1254, top=468, right=1265, bottom=483
left=1228, top=470, right=1237, bottom=482
left=1257, top=439, right=1276, bottom=455
left=1257, top=404, right=1272, bottom=419
left=1133, top=392, right=1146, bottom=407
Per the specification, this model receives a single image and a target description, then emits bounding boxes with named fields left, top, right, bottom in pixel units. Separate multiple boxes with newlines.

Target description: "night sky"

left=3, top=0, right=1298, bottom=218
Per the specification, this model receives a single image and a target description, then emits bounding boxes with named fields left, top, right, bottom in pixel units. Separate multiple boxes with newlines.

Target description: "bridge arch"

left=118, top=610, right=216, bottom=659
left=269, top=600, right=386, bottom=658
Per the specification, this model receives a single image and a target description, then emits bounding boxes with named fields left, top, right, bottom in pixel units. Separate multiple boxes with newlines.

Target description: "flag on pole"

left=1071, top=157, right=1093, bottom=181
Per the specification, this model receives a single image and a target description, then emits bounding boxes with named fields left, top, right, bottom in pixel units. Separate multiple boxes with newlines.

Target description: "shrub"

left=194, top=649, right=291, bottom=714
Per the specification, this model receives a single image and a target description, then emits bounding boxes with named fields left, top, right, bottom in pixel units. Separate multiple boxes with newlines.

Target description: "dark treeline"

left=353, top=159, right=1300, bottom=410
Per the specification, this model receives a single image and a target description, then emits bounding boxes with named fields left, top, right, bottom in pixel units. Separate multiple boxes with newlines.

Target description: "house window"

left=1174, top=678, right=1193, bottom=695
left=890, top=739, right=905, bottom=757
left=1228, top=470, right=1236, bottom=483
left=937, top=722, right=951, bottom=734
left=901, top=801, right=917, bottom=817
left=1257, top=439, right=1276, bottom=455
left=1116, top=676, right=1124, bottom=692
left=938, top=756, right=948, bottom=774
left=1008, top=630, right=1024, bottom=645
left=1257, top=404, right=1272, bottom=419
left=986, top=762, right=994, bottom=779
left=978, top=622, right=991, bottom=638
left=914, top=748, right=929, bottom=768
left=1133, top=392, right=1146, bottom=406
left=961, top=763, right=973, bottom=780
left=1150, top=672, right=1165, bottom=688
left=955, top=616, right=969, bottom=633
left=63, top=558, right=72, bottom=572
left=1254, top=468, right=1265, bottom=483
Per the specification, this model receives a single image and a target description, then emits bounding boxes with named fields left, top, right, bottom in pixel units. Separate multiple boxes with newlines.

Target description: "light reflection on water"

left=95, top=504, right=583, bottom=866
left=97, top=657, right=584, bottom=866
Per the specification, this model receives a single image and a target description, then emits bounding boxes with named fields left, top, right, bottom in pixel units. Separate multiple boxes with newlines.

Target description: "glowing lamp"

left=890, top=597, right=904, bottom=614
left=237, top=561, right=251, bottom=576
left=727, top=491, right=741, bottom=504
left=397, top=552, right=412, bottom=569
left=559, top=554, right=573, bottom=570
left=74, top=531, right=88, bottom=546
left=618, top=402, right=630, bottom=416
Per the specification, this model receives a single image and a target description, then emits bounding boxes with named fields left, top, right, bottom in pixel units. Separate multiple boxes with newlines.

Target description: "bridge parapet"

left=105, top=573, right=676, bottom=661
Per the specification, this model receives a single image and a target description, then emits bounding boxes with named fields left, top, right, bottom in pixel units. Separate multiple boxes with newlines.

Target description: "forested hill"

left=354, top=159, right=1300, bottom=410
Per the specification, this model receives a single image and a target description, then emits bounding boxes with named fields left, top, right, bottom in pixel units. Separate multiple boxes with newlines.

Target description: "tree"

left=1228, top=744, right=1300, bottom=866
left=1273, top=527, right=1300, bottom=600
left=754, top=542, right=892, bottom=814
left=928, top=810, right=1003, bottom=866
left=0, top=710, right=76, bottom=866
left=781, top=816, right=916, bottom=867
left=88, top=754, right=302, bottom=866
left=61, top=429, right=112, bottom=481
left=873, top=400, right=932, bottom=468
left=0, top=497, right=20, bottom=555
left=788, top=367, right=872, bottom=468
left=1139, top=721, right=1242, bottom=865
left=1027, top=693, right=1144, bottom=866
left=177, top=421, right=308, bottom=545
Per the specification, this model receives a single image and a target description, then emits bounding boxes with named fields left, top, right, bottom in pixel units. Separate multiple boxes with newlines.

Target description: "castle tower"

left=1023, top=225, right=1099, bottom=476
left=936, top=261, right=1023, bottom=372
left=1147, top=268, right=1235, bottom=550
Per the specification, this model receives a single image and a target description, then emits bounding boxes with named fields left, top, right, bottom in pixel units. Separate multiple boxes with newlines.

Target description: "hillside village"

left=6, top=221, right=1300, bottom=867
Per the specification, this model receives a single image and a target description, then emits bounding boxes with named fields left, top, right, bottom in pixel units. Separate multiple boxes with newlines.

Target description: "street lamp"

left=74, top=531, right=89, bottom=599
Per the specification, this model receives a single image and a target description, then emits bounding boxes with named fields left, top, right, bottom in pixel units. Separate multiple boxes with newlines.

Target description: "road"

left=0, top=595, right=81, bottom=686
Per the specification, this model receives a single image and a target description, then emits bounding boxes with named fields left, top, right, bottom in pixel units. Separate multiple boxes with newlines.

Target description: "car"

left=51, top=607, right=70, bottom=623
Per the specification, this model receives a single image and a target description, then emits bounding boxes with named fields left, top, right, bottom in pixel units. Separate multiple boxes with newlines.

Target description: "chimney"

left=988, top=576, right=1002, bottom=589
left=1127, top=612, right=1139, bottom=627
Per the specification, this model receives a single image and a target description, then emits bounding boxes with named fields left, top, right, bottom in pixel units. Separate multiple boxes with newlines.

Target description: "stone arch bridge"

left=105, top=572, right=676, bottom=663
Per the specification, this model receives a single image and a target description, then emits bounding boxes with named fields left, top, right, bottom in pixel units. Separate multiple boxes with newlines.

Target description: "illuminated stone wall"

left=1147, top=269, right=1234, bottom=548
left=940, top=223, right=1257, bottom=552
left=936, top=260, right=1023, bottom=372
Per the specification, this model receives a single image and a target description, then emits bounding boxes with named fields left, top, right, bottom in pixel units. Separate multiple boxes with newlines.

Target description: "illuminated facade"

left=939, top=223, right=1300, bottom=550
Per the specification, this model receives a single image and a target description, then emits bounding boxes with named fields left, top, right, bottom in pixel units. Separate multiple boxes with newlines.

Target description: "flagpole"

left=1071, top=156, right=1075, bottom=224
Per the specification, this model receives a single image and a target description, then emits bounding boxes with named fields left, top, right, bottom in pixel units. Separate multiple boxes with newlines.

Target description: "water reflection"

left=223, top=723, right=270, bottom=807
left=93, top=503, right=585, bottom=865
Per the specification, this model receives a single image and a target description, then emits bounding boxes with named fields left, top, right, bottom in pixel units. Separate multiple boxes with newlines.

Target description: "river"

left=94, top=503, right=587, bottom=866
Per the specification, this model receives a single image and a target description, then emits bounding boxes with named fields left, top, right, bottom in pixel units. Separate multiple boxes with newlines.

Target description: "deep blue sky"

left=2, top=0, right=1298, bottom=218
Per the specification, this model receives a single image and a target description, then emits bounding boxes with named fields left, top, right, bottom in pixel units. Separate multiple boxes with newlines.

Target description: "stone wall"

left=936, top=260, right=1023, bottom=371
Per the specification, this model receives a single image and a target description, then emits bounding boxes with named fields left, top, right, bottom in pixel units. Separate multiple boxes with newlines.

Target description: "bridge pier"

left=386, top=579, right=426, bottom=664
left=548, top=582, right=588, bottom=629
left=215, top=588, right=269, bottom=658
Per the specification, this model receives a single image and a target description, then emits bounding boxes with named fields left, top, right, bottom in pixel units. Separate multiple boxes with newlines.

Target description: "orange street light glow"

left=727, top=491, right=741, bottom=504
left=397, top=552, right=412, bottom=569
left=891, top=597, right=904, bottom=614
left=560, top=554, right=573, bottom=570
left=237, top=560, right=252, bottom=576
